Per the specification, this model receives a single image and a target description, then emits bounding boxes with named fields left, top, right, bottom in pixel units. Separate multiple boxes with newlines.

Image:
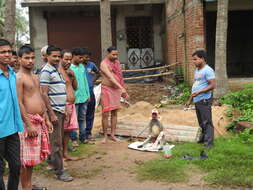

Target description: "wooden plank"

left=101, top=120, right=200, bottom=142
left=118, top=121, right=199, bottom=131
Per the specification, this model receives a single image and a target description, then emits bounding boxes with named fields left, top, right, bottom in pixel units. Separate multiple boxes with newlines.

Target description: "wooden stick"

left=95, top=71, right=174, bottom=83
left=122, top=62, right=180, bottom=73
left=123, top=72, right=174, bottom=81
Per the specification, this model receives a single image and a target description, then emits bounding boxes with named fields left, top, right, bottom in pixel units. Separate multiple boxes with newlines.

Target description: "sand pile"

left=93, top=101, right=229, bottom=137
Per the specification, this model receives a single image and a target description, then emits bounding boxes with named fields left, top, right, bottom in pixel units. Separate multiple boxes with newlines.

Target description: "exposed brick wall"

left=165, top=0, right=205, bottom=85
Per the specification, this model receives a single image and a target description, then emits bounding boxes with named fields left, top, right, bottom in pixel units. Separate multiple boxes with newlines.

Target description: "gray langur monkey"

left=138, top=109, right=165, bottom=149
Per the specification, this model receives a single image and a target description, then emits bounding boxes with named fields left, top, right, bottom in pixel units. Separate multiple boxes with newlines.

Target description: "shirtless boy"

left=16, top=45, right=52, bottom=190
left=60, top=50, right=78, bottom=160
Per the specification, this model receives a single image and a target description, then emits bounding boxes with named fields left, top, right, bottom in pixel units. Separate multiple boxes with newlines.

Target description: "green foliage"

left=238, top=128, right=253, bottom=145
left=221, top=85, right=253, bottom=124
left=221, top=84, right=253, bottom=111
left=164, top=82, right=191, bottom=105
left=234, top=109, right=253, bottom=124
left=175, top=85, right=191, bottom=104
left=0, top=0, right=29, bottom=45
left=136, top=136, right=253, bottom=187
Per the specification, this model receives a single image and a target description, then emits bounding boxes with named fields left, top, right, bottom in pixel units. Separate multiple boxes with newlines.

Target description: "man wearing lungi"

left=60, top=50, right=78, bottom=160
left=0, top=39, right=24, bottom=190
left=16, top=45, right=53, bottom=190
left=100, top=46, right=129, bottom=144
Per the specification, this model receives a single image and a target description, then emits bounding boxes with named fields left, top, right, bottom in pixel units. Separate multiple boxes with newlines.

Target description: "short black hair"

left=47, top=45, right=61, bottom=55
left=107, top=46, right=117, bottom=53
left=72, top=47, right=85, bottom=56
left=61, top=49, right=72, bottom=58
left=18, top=45, right=34, bottom=57
left=192, top=50, right=207, bottom=62
left=12, top=50, right=17, bottom=56
left=0, top=39, right=11, bottom=47
left=83, top=48, right=91, bottom=56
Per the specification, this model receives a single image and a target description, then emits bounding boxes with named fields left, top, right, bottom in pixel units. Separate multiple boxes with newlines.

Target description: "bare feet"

left=102, top=137, right=108, bottom=144
left=110, top=135, right=120, bottom=142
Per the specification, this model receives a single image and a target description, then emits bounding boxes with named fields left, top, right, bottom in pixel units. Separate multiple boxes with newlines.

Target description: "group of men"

left=0, top=38, right=128, bottom=190
left=0, top=35, right=216, bottom=190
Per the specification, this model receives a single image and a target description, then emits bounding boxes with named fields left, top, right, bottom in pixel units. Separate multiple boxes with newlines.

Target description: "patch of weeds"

left=69, top=144, right=97, bottom=158
left=135, top=136, right=253, bottom=187
left=68, top=168, right=102, bottom=179
left=101, top=165, right=112, bottom=169
left=221, top=84, right=253, bottom=127
left=237, top=128, right=253, bottom=145
left=194, top=137, right=253, bottom=187
left=135, top=142, right=201, bottom=183
left=98, top=151, right=107, bottom=156
left=136, top=158, right=188, bottom=183
left=160, top=82, right=191, bottom=106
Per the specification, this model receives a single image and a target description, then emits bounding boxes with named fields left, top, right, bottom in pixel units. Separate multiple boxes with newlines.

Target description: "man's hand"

left=121, top=88, right=129, bottom=99
left=192, top=90, right=202, bottom=97
left=122, top=92, right=129, bottom=99
left=46, top=120, right=54, bottom=133
left=27, top=126, right=38, bottom=137
left=49, top=112, right=58, bottom=124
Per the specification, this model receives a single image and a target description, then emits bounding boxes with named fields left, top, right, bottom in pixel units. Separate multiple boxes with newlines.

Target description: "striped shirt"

left=40, top=63, right=67, bottom=113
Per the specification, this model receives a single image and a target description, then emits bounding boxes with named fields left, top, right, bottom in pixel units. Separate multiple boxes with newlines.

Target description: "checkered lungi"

left=19, top=114, right=50, bottom=166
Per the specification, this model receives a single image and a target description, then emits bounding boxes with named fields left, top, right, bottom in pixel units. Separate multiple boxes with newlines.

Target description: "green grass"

left=136, top=136, right=253, bottom=187
left=69, top=143, right=97, bottom=158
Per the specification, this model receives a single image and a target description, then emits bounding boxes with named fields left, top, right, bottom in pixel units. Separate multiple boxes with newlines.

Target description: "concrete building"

left=22, top=0, right=166, bottom=71
left=22, top=0, right=253, bottom=87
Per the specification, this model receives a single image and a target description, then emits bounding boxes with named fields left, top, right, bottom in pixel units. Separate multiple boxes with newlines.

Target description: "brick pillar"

left=166, top=0, right=205, bottom=85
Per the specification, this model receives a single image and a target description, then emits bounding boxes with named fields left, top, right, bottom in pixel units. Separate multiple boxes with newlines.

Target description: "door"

left=126, top=17, right=154, bottom=69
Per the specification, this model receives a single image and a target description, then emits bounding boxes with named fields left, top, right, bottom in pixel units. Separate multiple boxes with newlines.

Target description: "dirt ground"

left=9, top=82, right=238, bottom=190
left=125, top=82, right=171, bottom=104
left=31, top=140, right=248, bottom=190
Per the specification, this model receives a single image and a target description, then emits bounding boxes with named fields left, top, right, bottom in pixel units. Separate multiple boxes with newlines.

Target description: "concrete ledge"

left=229, top=78, right=253, bottom=90
left=21, top=0, right=165, bottom=7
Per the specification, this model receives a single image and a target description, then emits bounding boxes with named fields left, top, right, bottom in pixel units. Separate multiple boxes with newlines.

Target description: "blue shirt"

left=84, top=61, right=99, bottom=89
left=192, top=65, right=215, bottom=103
left=0, top=66, right=24, bottom=138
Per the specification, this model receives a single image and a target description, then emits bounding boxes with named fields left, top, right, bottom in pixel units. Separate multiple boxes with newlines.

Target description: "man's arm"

left=192, top=79, right=215, bottom=97
left=92, top=63, right=100, bottom=83
left=69, top=70, right=78, bottom=90
left=43, top=111, right=53, bottom=133
left=100, top=61, right=125, bottom=90
left=40, top=85, right=58, bottom=124
left=16, top=74, right=38, bottom=137
left=40, top=70, right=58, bottom=124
